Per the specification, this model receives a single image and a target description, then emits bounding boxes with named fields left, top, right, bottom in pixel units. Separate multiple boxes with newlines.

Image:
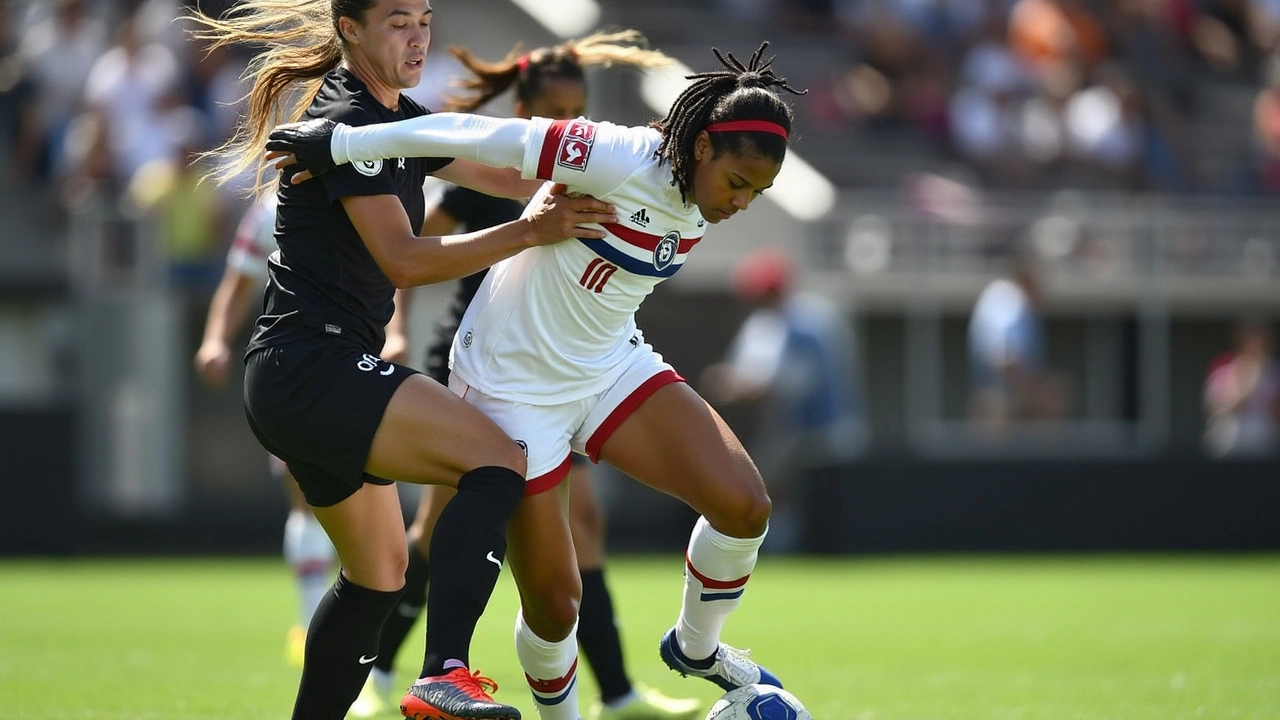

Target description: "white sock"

left=283, top=509, right=337, bottom=626
left=676, top=515, right=764, bottom=661
left=515, top=611, right=580, bottom=720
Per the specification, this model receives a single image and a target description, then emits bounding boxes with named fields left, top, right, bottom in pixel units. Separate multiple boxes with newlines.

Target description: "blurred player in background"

left=701, top=247, right=864, bottom=552
left=1203, top=316, right=1280, bottom=457
left=268, top=41, right=806, bottom=720
left=194, top=192, right=337, bottom=668
left=967, top=250, right=1068, bottom=435
left=355, top=32, right=701, bottom=720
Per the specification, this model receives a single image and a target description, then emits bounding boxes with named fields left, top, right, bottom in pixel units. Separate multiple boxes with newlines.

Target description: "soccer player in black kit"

left=363, top=32, right=701, bottom=720
left=188, top=2, right=616, bottom=720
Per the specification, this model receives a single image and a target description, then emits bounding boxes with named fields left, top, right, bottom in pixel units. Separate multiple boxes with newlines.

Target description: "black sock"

left=372, top=542, right=429, bottom=674
left=291, top=573, right=403, bottom=720
left=578, top=567, right=633, bottom=703
left=421, top=466, right=524, bottom=677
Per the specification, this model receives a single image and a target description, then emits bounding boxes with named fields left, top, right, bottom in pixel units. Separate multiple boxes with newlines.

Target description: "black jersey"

left=436, top=185, right=524, bottom=322
left=247, top=68, right=453, bottom=356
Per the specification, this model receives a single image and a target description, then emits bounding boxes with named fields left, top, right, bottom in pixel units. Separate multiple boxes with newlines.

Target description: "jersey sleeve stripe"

left=602, top=222, right=702, bottom=252
left=536, top=119, right=569, bottom=180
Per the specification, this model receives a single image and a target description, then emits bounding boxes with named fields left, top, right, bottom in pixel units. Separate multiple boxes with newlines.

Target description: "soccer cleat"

left=286, top=626, right=307, bottom=668
left=589, top=683, right=703, bottom=720
left=399, top=667, right=521, bottom=720
left=348, top=671, right=393, bottom=718
left=659, top=628, right=782, bottom=692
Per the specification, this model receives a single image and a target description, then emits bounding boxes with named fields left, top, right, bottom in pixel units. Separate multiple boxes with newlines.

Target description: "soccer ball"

left=704, top=684, right=811, bottom=720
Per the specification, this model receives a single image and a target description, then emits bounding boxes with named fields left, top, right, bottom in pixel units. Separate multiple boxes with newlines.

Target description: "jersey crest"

left=354, top=158, right=383, bottom=176
left=653, top=232, right=679, bottom=271
left=556, top=120, right=595, bottom=171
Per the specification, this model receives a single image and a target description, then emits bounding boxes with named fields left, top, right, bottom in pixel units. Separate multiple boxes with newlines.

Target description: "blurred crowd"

left=0, top=0, right=1274, bottom=455
left=0, top=0, right=461, bottom=284
left=717, top=0, right=1280, bottom=195
left=0, top=0, right=248, bottom=282
left=7, top=0, right=1280, bottom=263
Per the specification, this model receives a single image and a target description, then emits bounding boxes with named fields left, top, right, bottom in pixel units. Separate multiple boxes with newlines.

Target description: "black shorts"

left=244, top=338, right=419, bottom=507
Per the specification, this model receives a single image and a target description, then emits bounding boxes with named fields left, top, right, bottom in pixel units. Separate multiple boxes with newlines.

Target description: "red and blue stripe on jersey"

left=536, top=118, right=703, bottom=278
left=576, top=222, right=702, bottom=278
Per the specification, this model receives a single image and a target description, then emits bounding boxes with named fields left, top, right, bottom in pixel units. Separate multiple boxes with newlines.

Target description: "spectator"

left=948, top=18, right=1045, bottom=186
left=13, top=0, right=106, bottom=185
left=1203, top=317, right=1280, bottom=457
left=1008, top=0, right=1108, bottom=81
left=701, top=248, right=865, bottom=552
left=1245, top=51, right=1280, bottom=194
left=81, top=12, right=182, bottom=190
left=967, top=250, right=1068, bottom=433
left=125, top=106, right=226, bottom=287
left=0, top=0, right=37, bottom=181
left=1062, top=63, right=1145, bottom=189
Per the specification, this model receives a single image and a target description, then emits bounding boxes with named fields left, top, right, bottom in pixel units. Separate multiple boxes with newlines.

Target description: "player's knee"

left=709, top=485, right=772, bottom=538
left=520, top=587, right=581, bottom=641
left=345, top=543, right=408, bottom=592
left=487, top=440, right=527, bottom=478
left=384, top=542, right=410, bottom=586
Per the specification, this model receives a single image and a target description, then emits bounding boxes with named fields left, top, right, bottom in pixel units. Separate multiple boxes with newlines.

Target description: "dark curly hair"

left=653, top=42, right=806, bottom=203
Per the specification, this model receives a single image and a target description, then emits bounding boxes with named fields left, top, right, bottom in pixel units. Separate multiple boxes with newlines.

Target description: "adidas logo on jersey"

left=629, top=208, right=650, bottom=227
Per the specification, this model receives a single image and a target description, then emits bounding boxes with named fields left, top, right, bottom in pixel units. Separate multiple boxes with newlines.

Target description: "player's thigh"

left=309, top=482, right=407, bottom=591
left=365, top=374, right=526, bottom=486
left=566, top=460, right=606, bottom=569
left=598, top=382, right=770, bottom=537
left=507, top=487, right=581, bottom=640
left=407, top=483, right=457, bottom=557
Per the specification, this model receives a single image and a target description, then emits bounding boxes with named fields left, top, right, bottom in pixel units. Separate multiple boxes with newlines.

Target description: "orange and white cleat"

left=399, top=667, right=521, bottom=720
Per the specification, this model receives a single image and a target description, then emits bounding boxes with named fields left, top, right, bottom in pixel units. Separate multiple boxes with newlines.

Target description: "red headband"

left=705, top=120, right=788, bottom=140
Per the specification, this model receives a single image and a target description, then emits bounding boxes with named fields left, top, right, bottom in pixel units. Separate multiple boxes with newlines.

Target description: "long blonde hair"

left=445, top=29, right=673, bottom=113
left=187, top=0, right=374, bottom=193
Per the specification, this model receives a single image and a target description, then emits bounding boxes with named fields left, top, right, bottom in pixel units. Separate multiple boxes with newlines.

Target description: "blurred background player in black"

left=360, top=31, right=701, bottom=720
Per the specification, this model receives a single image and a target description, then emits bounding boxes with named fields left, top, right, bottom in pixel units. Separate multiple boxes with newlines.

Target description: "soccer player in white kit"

left=269, top=44, right=803, bottom=720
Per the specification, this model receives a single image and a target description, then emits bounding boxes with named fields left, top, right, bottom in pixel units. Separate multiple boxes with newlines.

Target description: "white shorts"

left=449, top=348, right=683, bottom=496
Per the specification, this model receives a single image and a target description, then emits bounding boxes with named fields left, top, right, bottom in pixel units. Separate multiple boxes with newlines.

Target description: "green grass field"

left=1, top=555, right=1277, bottom=720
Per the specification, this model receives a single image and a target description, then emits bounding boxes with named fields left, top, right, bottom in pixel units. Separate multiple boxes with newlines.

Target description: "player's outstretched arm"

left=268, top=113, right=535, bottom=184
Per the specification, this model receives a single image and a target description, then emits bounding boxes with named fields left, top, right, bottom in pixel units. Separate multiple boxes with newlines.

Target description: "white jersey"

left=226, top=193, right=278, bottom=280
left=451, top=118, right=705, bottom=403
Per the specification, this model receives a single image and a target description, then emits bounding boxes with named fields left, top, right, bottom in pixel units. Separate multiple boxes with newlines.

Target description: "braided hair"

left=654, top=43, right=806, bottom=202
left=444, top=29, right=672, bottom=113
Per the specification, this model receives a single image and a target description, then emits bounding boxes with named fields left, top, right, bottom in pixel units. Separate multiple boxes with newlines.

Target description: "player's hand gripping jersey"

left=329, top=114, right=706, bottom=402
